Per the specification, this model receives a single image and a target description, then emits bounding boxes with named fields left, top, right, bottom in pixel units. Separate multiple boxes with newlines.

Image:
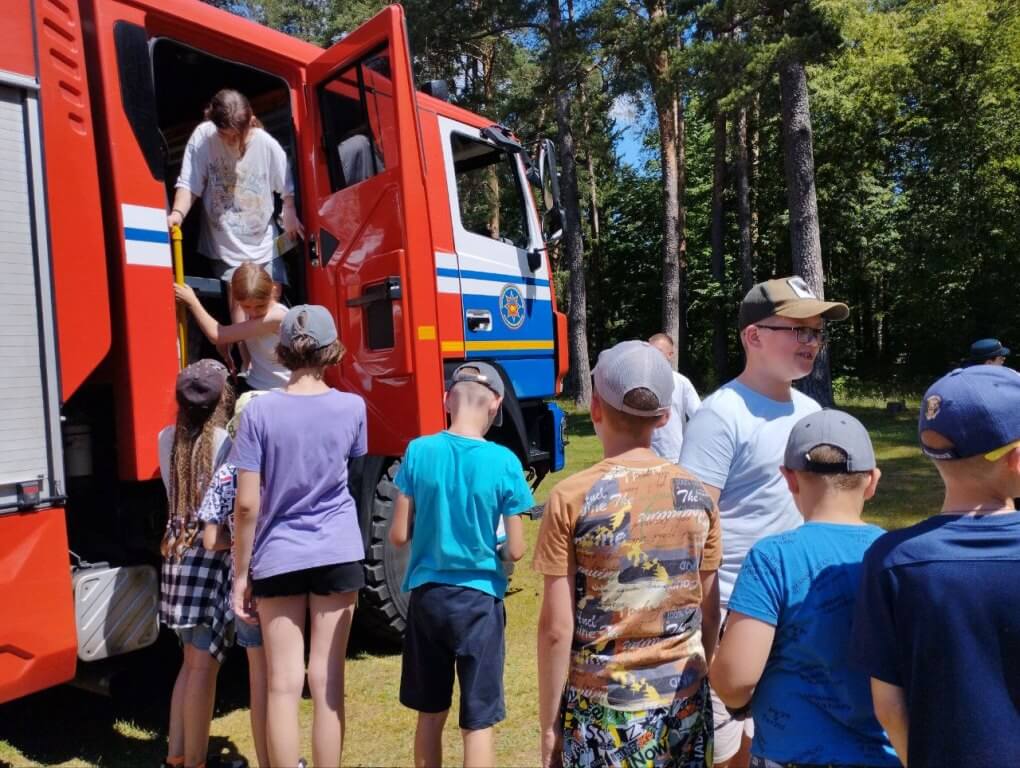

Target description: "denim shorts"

left=210, top=255, right=289, bottom=286
left=175, top=623, right=213, bottom=651
left=234, top=617, right=263, bottom=649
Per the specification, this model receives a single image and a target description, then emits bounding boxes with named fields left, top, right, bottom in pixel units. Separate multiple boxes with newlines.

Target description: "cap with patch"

left=738, top=276, right=849, bottom=330
left=593, top=340, right=673, bottom=417
left=784, top=409, right=876, bottom=473
left=968, top=338, right=1010, bottom=363
left=279, top=304, right=338, bottom=350
left=176, top=358, right=228, bottom=411
left=447, top=362, right=505, bottom=426
left=919, top=365, right=1020, bottom=460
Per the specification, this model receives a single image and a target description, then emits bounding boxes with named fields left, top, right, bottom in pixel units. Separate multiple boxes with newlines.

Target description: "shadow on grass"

left=1, top=612, right=403, bottom=767
left=0, top=633, right=248, bottom=767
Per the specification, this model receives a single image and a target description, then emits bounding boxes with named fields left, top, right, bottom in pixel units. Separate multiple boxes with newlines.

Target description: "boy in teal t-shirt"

left=389, top=362, right=533, bottom=767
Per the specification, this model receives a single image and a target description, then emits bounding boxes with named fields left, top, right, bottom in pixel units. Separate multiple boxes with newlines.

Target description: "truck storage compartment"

left=0, top=83, right=63, bottom=512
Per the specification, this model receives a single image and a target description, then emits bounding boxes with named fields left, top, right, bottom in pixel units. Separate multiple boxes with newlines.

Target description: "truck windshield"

left=450, top=134, right=529, bottom=250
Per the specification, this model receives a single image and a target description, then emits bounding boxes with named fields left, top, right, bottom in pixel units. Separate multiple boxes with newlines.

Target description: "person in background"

left=196, top=390, right=269, bottom=768
left=966, top=337, right=1009, bottom=366
left=388, top=362, right=532, bottom=768
left=679, top=276, right=849, bottom=767
left=711, top=410, right=899, bottom=768
left=648, top=332, right=701, bottom=462
left=168, top=89, right=302, bottom=312
left=535, top=340, right=721, bottom=768
left=851, top=366, right=1020, bottom=767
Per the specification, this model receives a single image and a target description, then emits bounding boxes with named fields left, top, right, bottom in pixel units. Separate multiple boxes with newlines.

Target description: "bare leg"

left=246, top=646, right=270, bottom=768
left=307, top=591, right=357, bottom=767
left=415, top=710, right=448, bottom=768
left=462, top=727, right=495, bottom=768
left=167, top=660, right=189, bottom=761
left=182, top=644, right=220, bottom=768
left=259, top=595, right=308, bottom=768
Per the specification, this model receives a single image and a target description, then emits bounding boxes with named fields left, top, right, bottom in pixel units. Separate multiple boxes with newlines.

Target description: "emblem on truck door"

left=499, top=284, right=525, bottom=330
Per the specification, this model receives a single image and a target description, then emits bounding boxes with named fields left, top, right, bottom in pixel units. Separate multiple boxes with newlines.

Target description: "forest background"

left=211, top=0, right=1020, bottom=403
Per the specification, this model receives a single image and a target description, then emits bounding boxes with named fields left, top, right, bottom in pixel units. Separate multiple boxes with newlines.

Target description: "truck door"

left=304, top=6, right=443, bottom=458
left=437, top=118, right=558, bottom=402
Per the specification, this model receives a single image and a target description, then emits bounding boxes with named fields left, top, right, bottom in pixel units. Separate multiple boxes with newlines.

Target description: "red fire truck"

left=0, top=0, right=568, bottom=704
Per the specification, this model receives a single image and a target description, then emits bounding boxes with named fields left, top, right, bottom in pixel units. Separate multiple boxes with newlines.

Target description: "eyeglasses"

left=755, top=325, right=828, bottom=345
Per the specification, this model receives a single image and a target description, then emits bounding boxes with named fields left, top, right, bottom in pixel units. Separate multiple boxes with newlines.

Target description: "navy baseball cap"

left=919, top=366, right=1020, bottom=460
left=784, top=409, right=876, bottom=473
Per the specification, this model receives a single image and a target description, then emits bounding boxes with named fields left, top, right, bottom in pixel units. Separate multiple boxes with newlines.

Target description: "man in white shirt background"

left=648, top=332, right=702, bottom=462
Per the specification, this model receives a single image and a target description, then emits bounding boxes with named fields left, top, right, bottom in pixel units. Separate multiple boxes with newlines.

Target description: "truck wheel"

left=359, top=458, right=409, bottom=644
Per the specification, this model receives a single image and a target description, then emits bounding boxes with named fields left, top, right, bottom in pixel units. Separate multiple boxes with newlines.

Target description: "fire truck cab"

left=0, top=0, right=567, bottom=704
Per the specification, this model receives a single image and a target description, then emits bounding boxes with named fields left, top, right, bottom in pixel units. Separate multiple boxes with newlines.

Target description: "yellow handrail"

left=171, top=224, right=187, bottom=369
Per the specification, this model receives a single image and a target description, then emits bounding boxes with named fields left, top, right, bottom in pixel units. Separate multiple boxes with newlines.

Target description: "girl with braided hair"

left=156, top=359, right=243, bottom=768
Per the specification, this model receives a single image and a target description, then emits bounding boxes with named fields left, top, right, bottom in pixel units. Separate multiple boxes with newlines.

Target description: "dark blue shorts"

left=399, top=583, right=506, bottom=730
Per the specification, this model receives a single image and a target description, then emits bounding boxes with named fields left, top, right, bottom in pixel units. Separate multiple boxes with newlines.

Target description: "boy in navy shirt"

left=389, top=362, right=533, bottom=768
left=711, top=410, right=898, bottom=768
left=851, top=366, right=1020, bottom=767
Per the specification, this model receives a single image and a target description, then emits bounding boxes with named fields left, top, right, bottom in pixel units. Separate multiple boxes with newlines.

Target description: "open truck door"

left=302, top=6, right=443, bottom=637
left=304, top=6, right=443, bottom=459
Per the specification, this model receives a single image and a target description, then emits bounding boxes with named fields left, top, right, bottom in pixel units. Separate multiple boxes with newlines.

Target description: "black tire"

left=358, top=458, right=409, bottom=645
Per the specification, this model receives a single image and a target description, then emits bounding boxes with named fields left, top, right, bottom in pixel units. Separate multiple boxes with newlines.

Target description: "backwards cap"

left=593, top=340, right=673, bottom=417
left=919, top=365, right=1020, bottom=460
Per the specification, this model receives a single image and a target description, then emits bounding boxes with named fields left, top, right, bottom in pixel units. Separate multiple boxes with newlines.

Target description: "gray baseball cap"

left=280, top=304, right=338, bottom=350
left=784, top=409, right=876, bottom=473
left=593, top=340, right=673, bottom=417
left=447, top=362, right=505, bottom=426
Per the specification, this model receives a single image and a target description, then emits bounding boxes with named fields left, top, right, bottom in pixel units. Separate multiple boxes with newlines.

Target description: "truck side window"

left=451, top=134, right=528, bottom=249
left=318, top=49, right=393, bottom=191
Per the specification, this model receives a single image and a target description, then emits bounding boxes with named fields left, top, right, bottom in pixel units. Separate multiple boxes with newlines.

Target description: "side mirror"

left=537, top=138, right=562, bottom=212
left=542, top=207, right=563, bottom=247
left=537, top=139, right=564, bottom=247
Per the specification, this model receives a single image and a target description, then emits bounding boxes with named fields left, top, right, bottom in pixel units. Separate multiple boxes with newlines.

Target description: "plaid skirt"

left=160, top=539, right=233, bottom=664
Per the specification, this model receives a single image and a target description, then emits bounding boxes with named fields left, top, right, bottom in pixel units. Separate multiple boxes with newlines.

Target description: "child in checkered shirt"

left=197, top=391, right=268, bottom=768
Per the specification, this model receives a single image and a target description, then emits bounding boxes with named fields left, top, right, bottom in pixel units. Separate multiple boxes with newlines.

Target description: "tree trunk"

left=733, top=107, right=753, bottom=294
left=779, top=56, right=832, bottom=405
left=547, top=0, right=590, bottom=406
left=750, top=92, right=760, bottom=261
left=710, top=112, right=728, bottom=382
left=676, top=94, right=688, bottom=370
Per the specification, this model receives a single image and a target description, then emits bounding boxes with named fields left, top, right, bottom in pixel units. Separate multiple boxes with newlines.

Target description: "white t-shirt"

left=176, top=122, right=293, bottom=267
left=157, top=425, right=231, bottom=495
left=650, top=371, right=701, bottom=463
left=679, top=380, right=820, bottom=606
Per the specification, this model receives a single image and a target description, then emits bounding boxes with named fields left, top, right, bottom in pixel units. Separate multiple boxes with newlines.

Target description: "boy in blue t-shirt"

left=711, top=410, right=899, bottom=768
left=851, top=366, right=1020, bottom=768
left=389, top=362, right=534, bottom=767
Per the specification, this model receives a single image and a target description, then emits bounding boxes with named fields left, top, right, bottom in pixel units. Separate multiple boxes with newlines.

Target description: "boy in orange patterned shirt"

left=534, top=340, right=722, bottom=768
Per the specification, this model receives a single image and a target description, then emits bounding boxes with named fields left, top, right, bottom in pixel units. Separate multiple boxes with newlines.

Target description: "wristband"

left=171, top=208, right=185, bottom=218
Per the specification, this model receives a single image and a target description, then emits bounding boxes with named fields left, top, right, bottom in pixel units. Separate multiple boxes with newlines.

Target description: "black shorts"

left=399, top=583, right=506, bottom=730
left=251, top=561, right=365, bottom=598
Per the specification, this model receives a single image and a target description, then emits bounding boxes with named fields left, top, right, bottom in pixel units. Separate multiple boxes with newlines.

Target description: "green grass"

left=0, top=400, right=939, bottom=767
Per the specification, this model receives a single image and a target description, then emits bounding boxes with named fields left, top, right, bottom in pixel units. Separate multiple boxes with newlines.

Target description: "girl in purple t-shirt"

left=231, top=305, right=367, bottom=768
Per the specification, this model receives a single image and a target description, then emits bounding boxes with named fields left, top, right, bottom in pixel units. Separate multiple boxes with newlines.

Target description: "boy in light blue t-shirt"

left=389, top=362, right=533, bottom=768
left=710, top=410, right=899, bottom=768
